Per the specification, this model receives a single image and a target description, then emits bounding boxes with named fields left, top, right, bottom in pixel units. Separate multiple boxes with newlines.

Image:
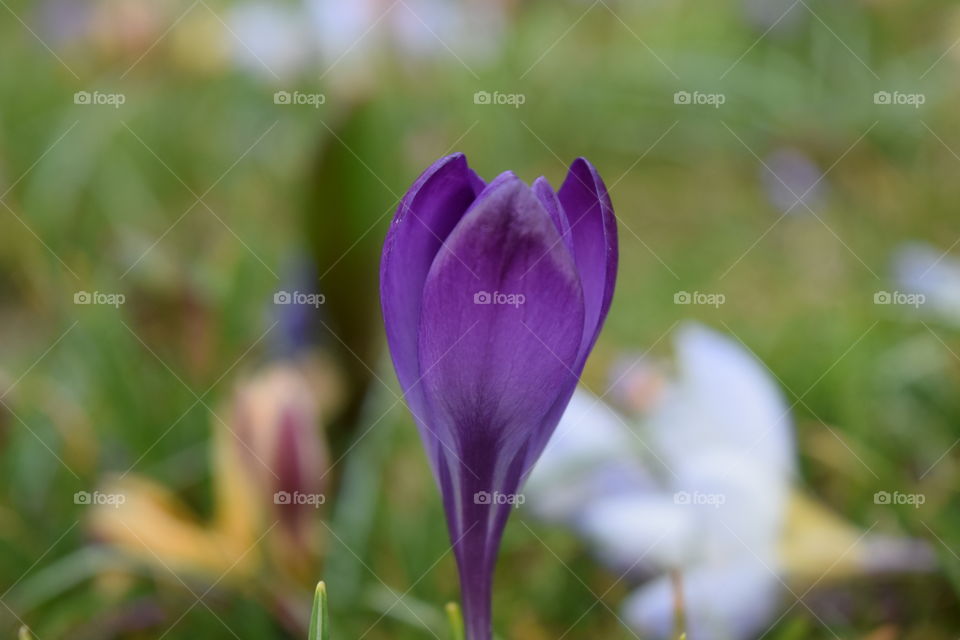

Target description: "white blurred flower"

left=227, top=4, right=312, bottom=79
left=221, top=0, right=507, bottom=82
left=624, top=561, right=781, bottom=640
left=525, top=390, right=653, bottom=523
left=576, top=493, right=695, bottom=570
left=527, top=323, right=932, bottom=639
left=304, top=0, right=383, bottom=68
left=648, top=323, right=795, bottom=480
left=894, top=242, right=960, bottom=324
left=306, top=0, right=507, bottom=69
left=527, top=323, right=793, bottom=639
left=387, top=0, right=507, bottom=63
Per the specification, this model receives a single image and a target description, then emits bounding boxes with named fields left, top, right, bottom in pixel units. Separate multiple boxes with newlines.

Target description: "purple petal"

left=517, top=159, right=619, bottom=476
left=417, top=174, right=585, bottom=459
left=416, top=175, right=585, bottom=640
left=532, top=176, right=575, bottom=258
left=380, top=153, right=484, bottom=449
left=557, top=157, right=618, bottom=362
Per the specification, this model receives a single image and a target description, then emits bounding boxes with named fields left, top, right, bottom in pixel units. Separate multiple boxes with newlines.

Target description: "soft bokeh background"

left=1, top=0, right=960, bottom=637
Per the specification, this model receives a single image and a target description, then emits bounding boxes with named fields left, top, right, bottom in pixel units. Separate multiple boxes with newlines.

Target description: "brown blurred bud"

left=219, top=359, right=335, bottom=580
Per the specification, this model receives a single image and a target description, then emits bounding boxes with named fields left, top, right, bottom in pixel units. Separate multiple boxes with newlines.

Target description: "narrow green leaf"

left=445, top=602, right=464, bottom=640
left=309, top=581, right=330, bottom=640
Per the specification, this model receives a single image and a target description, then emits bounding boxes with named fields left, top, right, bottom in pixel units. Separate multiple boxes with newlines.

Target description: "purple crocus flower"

left=380, top=153, right=618, bottom=639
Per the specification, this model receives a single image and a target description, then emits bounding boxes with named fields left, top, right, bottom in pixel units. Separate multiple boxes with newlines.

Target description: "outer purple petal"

left=518, top=159, right=619, bottom=477
left=557, top=157, right=619, bottom=362
left=380, top=153, right=484, bottom=452
left=416, top=175, right=585, bottom=640
left=418, top=174, right=585, bottom=460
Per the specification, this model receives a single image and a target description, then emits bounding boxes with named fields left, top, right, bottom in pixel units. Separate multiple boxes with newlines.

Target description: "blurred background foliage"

left=1, top=0, right=960, bottom=637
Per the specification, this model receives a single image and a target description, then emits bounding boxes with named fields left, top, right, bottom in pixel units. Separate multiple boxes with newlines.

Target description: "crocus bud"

left=381, top=153, right=618, bottom=639
left=220, top=361, right=330, bottom=574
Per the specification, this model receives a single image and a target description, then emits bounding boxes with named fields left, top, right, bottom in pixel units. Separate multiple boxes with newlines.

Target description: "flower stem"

left=446, top=602, right=466, bottom=640
left=671, top=569, right=686, bottom=640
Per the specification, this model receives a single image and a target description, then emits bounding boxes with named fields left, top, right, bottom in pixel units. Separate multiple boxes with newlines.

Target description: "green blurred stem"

left=309, top=582, right=330, bottom=640
left=446, top=602, right=465, bottom=640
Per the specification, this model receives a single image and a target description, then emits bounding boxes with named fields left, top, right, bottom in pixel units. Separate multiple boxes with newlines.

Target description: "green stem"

left=309, top=582, right=330, bottom=640
left=446, top=602, right=465, bottom=640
